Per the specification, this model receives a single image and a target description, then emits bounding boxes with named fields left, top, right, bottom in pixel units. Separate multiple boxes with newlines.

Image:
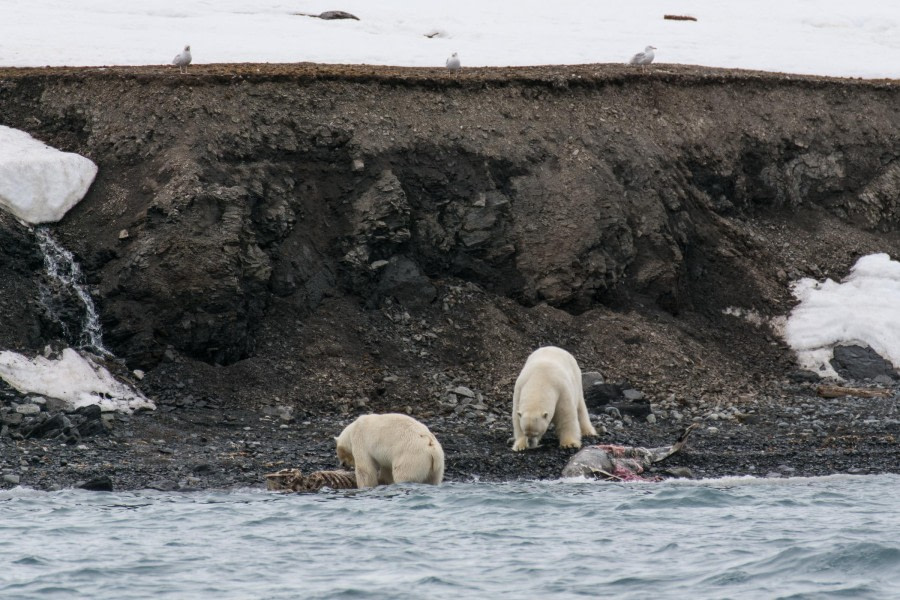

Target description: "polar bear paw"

left=559, top=438, right=582, bottom=449
left=512, top=437, right=529, bottom=452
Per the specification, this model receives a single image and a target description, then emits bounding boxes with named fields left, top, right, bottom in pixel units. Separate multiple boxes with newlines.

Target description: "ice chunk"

left=0, top=348, right=154, bottom=413
left=0, top=126, right=98, bottom=224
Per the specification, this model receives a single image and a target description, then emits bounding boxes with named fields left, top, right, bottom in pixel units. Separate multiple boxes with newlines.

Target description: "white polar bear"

left=512, top=346, right=597, bottom=451
left=335, top=413, right=445, bottom=488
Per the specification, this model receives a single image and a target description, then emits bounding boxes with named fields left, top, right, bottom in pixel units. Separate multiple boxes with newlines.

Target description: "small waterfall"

left=34, top=226, right=111, bottom=356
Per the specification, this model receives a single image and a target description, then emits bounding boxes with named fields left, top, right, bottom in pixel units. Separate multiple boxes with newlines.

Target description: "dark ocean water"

left=2, top=475, right=899, bottom=599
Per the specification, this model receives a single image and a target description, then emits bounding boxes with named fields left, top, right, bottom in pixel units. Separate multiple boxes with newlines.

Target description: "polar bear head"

left=516, top=409, right=552, bottom=449
left=334, top=430, right=355, bottom=469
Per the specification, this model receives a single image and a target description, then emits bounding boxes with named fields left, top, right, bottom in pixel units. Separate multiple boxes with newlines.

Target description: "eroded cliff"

left=2, top=64, right=899, bottom=370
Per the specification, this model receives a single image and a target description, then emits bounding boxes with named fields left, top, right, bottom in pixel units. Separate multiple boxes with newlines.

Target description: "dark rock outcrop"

left=831, top=345, right=899, bottom=382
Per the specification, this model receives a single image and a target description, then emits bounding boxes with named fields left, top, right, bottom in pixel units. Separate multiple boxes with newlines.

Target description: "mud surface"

left=1, top=63, right=899, bottom=491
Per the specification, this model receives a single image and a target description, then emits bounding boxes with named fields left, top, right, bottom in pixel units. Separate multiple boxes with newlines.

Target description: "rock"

left=584, top=383, right=623, bottom=408
left=646, top=413, right=657, bottom=425
left=583, top=383, right=651, bottom=418
left=622, top=389, right=645, bottom=401
left=581, top=371, right=605, bottom=389
left=453, top=386, right=475, bottom=398
left=789, top=369, right=821, bottom=383
left=664, top=467, right=693, bottom=478
left=148, top=480, right=178, bottom=492
left=830, top=345, right=899, bottom=382
left=43, top=397, right=69, bottom=412
left=376, top=256, right=437, bottom=307
left=23, top=413, right=71, bottom=439
left=277, top=406, right=296, bottom=422
left=75, top=404, right=102, bottom=420
left=1, top=412, right=23, bottom=426
left=3, top=474, right=20, bottom=485
left=14, top=403, right=41, bottom=416
left=78, top=476, right=113, bottom=491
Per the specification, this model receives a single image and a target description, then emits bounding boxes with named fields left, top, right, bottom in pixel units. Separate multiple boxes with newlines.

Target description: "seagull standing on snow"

left=446, top=52, right=461, bottom=72
left=173, top=45, right=192, bottom=74
left=629, top=45, right=656, bottom=67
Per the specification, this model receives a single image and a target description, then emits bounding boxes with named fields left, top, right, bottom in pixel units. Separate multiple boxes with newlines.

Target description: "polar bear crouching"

left=512, top=346, right=597, bottom=451
left=335, top=413, right=445, bottom=488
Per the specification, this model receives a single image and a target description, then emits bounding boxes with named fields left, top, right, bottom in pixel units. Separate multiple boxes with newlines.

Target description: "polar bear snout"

left=336, top=444, right=355, bottom=469
left=518, top=410, right=551, bottom=447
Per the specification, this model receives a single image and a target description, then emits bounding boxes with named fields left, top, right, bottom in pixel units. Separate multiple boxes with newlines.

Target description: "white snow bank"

left=783, top=253, right=900, bottom=378
left=2, top=0, right=900, bottom=78
left=0, top=348, right=154, bottom=413
left=0, top=126, right=98, bottom=224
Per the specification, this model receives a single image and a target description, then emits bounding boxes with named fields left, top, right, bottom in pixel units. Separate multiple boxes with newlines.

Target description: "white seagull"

left=446, top=52, right=461, bottom=72
left=173, top=45, right=192, bottom=74
left=629, top=45, right=656, bottom=67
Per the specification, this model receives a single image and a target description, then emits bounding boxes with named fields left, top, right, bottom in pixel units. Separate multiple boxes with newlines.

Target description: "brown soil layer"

left=1, top=63, right=898, bottom=491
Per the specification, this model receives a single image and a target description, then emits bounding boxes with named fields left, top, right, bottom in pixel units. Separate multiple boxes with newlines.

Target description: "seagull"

left=629, top=45, right=656, bottom=68
left=446, top=52, right=461, bottom=72
left=173, top=45, right=192, bottom=74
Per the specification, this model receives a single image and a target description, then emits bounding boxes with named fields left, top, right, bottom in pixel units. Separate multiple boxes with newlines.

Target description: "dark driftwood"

left=664, top=14, right=697, bottom=22
left=293, top=11, right=360, bottom=21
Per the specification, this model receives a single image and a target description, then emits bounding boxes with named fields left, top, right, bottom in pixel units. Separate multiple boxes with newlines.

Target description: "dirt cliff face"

left=0, top=64, right=899, bottom=456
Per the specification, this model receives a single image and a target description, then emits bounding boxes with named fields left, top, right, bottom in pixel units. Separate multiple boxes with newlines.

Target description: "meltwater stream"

left=33, top=227, right=109, bottom=356
left=2, top=475, right=900, bottom=599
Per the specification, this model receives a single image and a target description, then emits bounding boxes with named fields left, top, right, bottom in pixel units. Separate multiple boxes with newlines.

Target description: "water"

left=2, top=475, right=900, bottom=599
left=33, top=227, right=110, bottom=356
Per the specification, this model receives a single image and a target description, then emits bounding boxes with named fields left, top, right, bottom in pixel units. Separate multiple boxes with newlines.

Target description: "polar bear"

left=512, top=346, right=597, bottom=451
left=334, top=413, right=445, bottom=488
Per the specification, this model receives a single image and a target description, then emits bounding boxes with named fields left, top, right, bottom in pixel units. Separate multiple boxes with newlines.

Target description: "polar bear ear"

left=542, top=412, right=549, bottom=419
left=516, top=411, right=522, bottom=418
left=333, top=436, right=339, bottom=443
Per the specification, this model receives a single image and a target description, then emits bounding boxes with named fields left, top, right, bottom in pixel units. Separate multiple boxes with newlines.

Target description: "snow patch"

left=0, top=126, right=98, bottom=224
left=722, top=307, right=787, bottom=337
left=0, top=348, right=154, bottom=413
left=2, top=1, right=900, bottom=77
left=782, top=253, right=900, bottom=378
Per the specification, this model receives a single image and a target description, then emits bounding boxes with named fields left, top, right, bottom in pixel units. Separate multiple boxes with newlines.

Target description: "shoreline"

left=3, top=372, right=898, bottom=492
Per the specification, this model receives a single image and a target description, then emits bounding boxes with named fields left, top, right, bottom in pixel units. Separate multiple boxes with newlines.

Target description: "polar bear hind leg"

left=392, top=434, right=444, bottom=484
left=577, top=397, right=598, bottom=437
left=550, top=388, right=580, bottom=449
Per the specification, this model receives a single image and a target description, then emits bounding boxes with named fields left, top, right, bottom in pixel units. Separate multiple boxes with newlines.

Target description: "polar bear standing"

left=335, top=413, right=445, bottom=488
left=512, top=346, right=597, bottom=451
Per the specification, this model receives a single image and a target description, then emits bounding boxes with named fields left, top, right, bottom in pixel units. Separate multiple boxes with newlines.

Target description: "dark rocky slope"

left=0, top=64, right=898, bottom=490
